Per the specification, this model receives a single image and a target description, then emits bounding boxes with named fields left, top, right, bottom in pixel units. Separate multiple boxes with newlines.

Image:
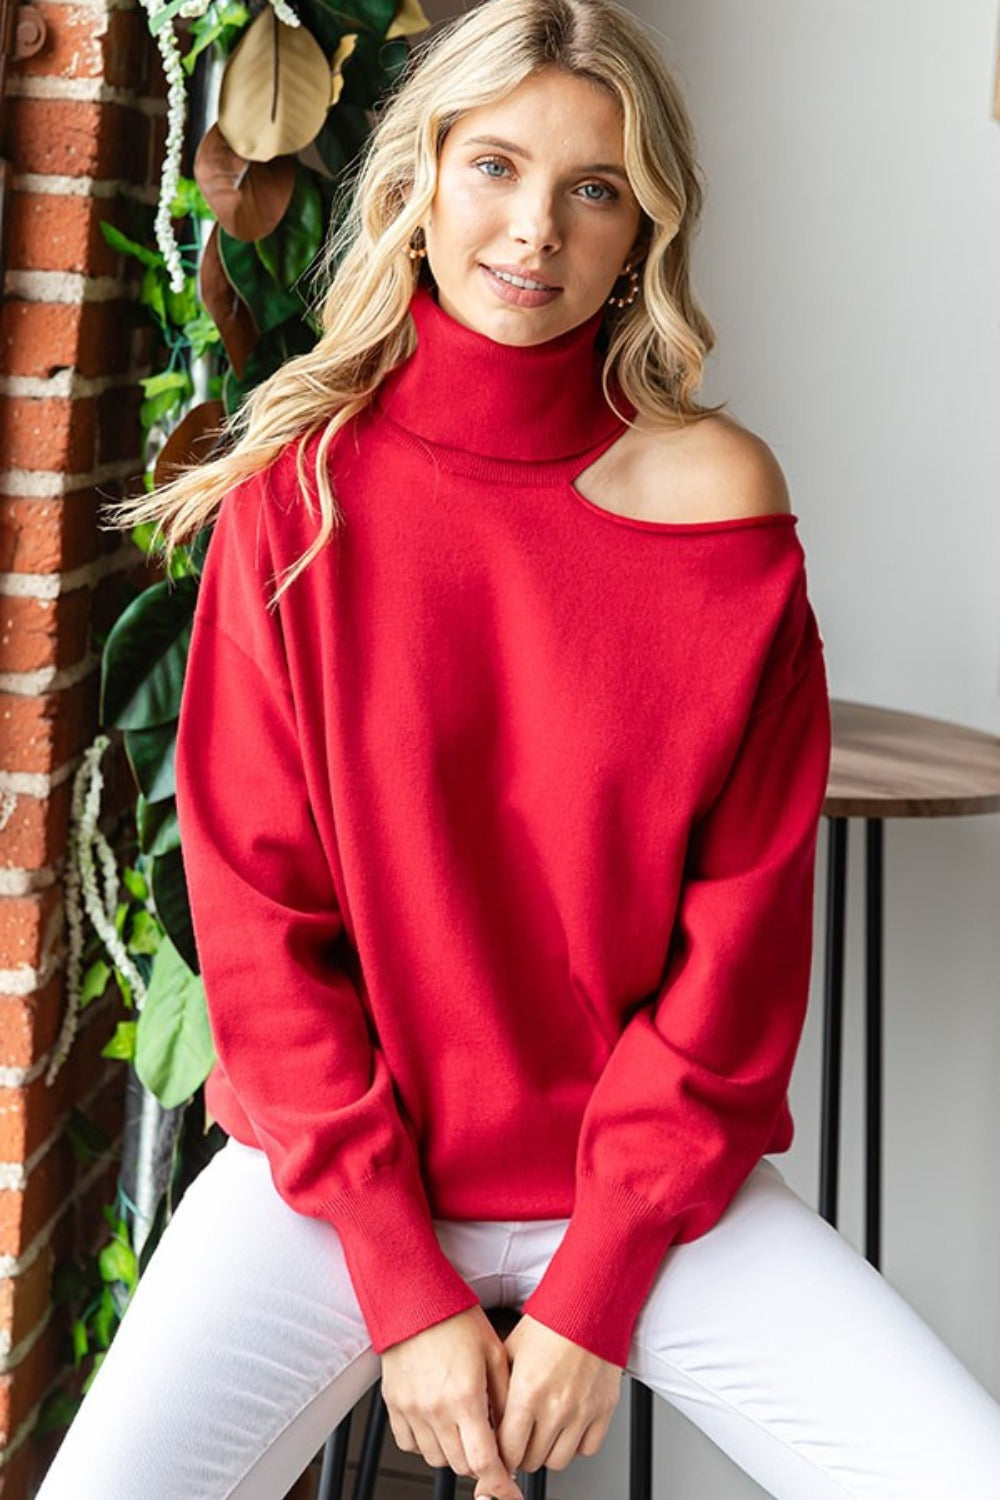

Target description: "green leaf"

left=183, top=0, right=251, bottom=71
left=140, top=370, right=191, bottom=399
left=256, top=170, right=324, bottom=293
left=122, top=865, right=150, bottom=902
left=135, top=936, right=214, bottom=1108
left=101, top=1206, right=127, bottom=1236
left=170, top=175, right=213, bottom=221
left=112, top=967, right=134, bottom=1010
left=141, top=264, right=168, bottom=327
left=92, top=1285, right=118, bottom=1349
left=164, top=277, right=200, bottom=328
left=100, top=221, right=163, bottom=270
left=183, top=308, right=223, bottom=360
left=79, top=958, right=110, bottom=1010
left=101, top=574, right=198, bottom=730
left=35, top=1389, right=81, bottom=1436
left=71, top=1318, right=89, bottom=1366
left=101, top=1020, right=137, bottom=1062
left=130, top=521, right=163, bottom=557
left=217, top=227, right=301, bottom=332
left=128, top=907, right=162, bottom=957
left=136, top=794, right=181, bottom=857
left=122, top=722, right=177, bottom=804
left=141, top=384, right=188, bottom=432
left=99, top=1237, right=138, bottom=1289
left=151, top=843, right=198, bottom=973
left=147, top=0, right=197, bottom=33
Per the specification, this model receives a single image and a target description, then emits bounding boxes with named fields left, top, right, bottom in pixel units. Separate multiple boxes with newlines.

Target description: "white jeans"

left=35, top=1137, right=1000, bottom=1499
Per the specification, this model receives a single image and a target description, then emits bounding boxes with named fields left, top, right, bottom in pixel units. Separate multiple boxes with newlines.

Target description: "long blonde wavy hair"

left=110, top=0, right=721, bottom=608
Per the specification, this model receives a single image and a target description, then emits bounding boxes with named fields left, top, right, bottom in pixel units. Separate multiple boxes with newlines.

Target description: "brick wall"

left=0, top=1, right=164, bottom=1490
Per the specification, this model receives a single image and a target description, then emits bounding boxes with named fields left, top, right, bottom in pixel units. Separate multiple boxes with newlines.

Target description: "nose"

left=508, top=186, right=562, bottom=255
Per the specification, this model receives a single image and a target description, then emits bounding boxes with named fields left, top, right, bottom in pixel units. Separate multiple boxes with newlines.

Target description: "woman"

left=38, top=0, right=1000, bottom=1496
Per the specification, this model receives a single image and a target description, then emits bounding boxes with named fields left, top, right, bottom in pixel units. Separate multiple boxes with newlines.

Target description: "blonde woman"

left=37, top=1, right=1000, bottom=1497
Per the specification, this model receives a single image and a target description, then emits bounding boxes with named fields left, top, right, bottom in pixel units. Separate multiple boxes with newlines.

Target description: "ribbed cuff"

left=520, top=1175, right=680, bottom=1369
left=323, top=1167, right=481, bottom=1354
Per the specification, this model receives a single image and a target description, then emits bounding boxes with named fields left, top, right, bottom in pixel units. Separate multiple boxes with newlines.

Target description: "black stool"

left=316, top=1307, right=654, bottom=1499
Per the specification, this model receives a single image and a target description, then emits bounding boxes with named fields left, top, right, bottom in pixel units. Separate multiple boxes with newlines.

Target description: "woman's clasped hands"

left=379, top=1306, right=622, bottom=1500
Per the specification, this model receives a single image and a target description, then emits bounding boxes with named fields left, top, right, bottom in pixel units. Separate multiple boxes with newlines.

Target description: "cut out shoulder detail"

left=569, top=413, right=793, bottom=528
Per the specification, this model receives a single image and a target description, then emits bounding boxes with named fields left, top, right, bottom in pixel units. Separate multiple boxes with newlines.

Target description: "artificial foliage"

left=38, top=0, right=428, bottom=1435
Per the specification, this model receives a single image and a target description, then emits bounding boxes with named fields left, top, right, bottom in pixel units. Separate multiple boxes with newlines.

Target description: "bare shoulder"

left=614, top=412, right=793, bottom=526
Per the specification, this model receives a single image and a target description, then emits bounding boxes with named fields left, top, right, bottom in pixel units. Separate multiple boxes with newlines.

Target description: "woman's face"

left=420, top=66, right=645, bottom=346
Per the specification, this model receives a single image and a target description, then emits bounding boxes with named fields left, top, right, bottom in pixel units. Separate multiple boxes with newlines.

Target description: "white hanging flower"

left=48, top=736, right=150, bottom=1085
left=139, top=0, right=302, bottom=290
left=266, top=0, right=301, bottom=27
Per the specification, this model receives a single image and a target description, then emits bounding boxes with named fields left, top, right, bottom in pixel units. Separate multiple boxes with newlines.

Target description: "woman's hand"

left=474, top=1313, right=622, bottom=1495
left=379, top=1305, right=524, bottom=1500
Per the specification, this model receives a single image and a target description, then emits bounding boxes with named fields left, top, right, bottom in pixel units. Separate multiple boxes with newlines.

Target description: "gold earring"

left=608, top=260, right=640, bottom=309
left=407, top=227, right=427, bottom=261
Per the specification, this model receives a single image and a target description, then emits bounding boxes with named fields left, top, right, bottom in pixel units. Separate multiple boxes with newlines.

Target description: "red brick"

left=18, top=5, right=160, bottom=92
left=0, top=301, right=81, bottom=379
left=0, top=889, right=61, bottom=977
left=0, top=1244, right=54, bottom=1351
left=0, top=1148, right=71, bottom=1261
left=0, top=1318, right=62, bottom=1446
left=0, top=396, right=98, bottom=474
left=7, top=98, right=148, bottom=181
left=0, top=981, right=65, bottom=1072
left=0, top=492, right=105, bottom=574
left=0, top=680, right=97, bottom=777
left=6, top=193, right=119, bottom=278
left=0, top=1434, right=36, bottom=1497
left=17, top=5, right=148, bottom=86
left=0, top=590, right=91, bottom=674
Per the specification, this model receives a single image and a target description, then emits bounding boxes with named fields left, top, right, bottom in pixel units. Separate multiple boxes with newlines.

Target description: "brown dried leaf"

left=154, top=400, right=227, bottom=489
left=218, top=8, right=332, bottom=163
left=194, top=125, right=295, bottom=242
left=199, top=223, right=259, bottom=379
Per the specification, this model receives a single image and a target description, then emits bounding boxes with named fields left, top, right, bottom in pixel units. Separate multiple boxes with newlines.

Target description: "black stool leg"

left=432, top=1467, right=458, bottom=1499
left=629, top=1379, right=653, bottom=1500
left=317, top=1412, right=351, bottom=1500
left=352, top=1388, right=389, bottom=1500
left=865, top=818, right=884, bottom=1269
left=820, top=815, right=848, bottom=1225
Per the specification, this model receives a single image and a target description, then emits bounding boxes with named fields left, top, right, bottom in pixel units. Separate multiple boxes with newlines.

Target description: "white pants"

left=36, top=1137, right=1000, bottom=1500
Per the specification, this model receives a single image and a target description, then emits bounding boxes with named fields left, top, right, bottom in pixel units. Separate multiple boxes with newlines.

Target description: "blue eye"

left=580, top=181, right=617, bottom=204
left=473, top=157, right=618, bottom=203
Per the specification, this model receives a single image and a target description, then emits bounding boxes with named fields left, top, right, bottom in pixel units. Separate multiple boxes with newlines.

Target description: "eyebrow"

left=462, top=135, right=631, bottom=184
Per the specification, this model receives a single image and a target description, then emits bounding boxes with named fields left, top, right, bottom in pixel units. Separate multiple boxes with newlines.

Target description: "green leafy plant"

left=41, top=0, right=429, bottom=1434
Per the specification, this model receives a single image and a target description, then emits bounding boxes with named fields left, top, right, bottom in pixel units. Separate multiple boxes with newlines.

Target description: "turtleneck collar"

left=374, top=280, right=631, bottom=463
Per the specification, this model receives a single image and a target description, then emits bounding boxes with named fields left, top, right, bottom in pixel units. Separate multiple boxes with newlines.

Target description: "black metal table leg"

left=629, top=1378, right=653, bottom=1500
left=820, top=816, right=848, bottom=1226
left=865, top=819, right=884, bottom=1269
left=316, top=1412, right=351, bottom=1500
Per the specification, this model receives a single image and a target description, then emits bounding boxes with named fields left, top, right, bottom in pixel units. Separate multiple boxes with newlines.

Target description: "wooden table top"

left=825, top=699, right=1000, bottom=819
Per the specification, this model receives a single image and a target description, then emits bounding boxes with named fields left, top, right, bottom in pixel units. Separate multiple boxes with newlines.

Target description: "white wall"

left=562, top=3, right=1000, bottom=1495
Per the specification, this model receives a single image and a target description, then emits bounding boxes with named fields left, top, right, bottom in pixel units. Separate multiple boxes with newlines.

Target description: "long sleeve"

left=520, top=572, right=832, bottom=1368
left=174, top=474, right=480, bottom=1353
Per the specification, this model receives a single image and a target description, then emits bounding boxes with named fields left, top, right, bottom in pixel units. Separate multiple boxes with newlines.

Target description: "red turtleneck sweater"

left=175, top=283, right=832, bottom=1368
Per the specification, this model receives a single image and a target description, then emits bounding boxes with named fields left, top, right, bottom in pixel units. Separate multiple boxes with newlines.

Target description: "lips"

left=483, top=263, right=560, bottom=290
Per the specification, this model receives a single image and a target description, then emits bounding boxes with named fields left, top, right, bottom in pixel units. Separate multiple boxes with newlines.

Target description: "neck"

left=374, top=281, right=632, bottom=462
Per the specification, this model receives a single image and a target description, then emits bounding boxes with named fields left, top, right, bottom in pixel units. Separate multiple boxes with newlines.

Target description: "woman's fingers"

left=379, top=1306, right=523, bottom=1499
